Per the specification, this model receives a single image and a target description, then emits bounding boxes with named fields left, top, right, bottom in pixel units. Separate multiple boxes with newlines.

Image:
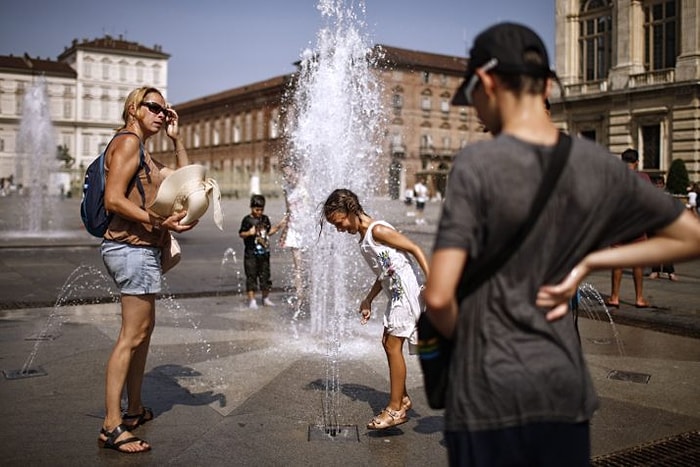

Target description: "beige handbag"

left=161, top=233, right=181, bottom=274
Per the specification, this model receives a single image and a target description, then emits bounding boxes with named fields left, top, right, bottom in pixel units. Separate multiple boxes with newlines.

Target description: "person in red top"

left=606, top=148, right=652, bottom=308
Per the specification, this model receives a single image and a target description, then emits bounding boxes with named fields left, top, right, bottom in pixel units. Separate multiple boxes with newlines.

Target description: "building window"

left=152, top=64, right=161, bottom=84
left=579, top=0, right=612, bottom=82
left=102, top=59, right=110, bottom=80
left=119, top=60, right=127, bottom=82
left=245, top=113, right=252, bottom=142
left=421, top=96, right=431, bottom=111
left=442, top=136, right=451, bottom=149
left=641, top=123, right=661, bottom=170
left=233, top=124, right=241, bottom=144
left=193, top=128, right=200, bottom=148
left=392, top=93, right=403, bottom=109
left=101, top=96, right=109, bottom=120
left=580, top=129, right=597, bottom=142
left=440, top=98, right=450, bottom=113
left=256, top=110, right=264, bottom=140
left=422, top=71, right=431, bottom=84
left=83, top=98, right=91, bottom=119
left=213, top=124, right=220, bottom=146
left=269, top=109, right=279, bottom=139
left=644, top=0, right=679, bottom=70
left=83, top=58, right=93, bottom=78
left=136, top=62, right=144, bottom=82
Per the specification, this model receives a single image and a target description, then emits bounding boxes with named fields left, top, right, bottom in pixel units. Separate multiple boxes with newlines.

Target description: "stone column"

left=676, top=0, right=700, bottom=81
left=610, top=0, right=645, bottom=90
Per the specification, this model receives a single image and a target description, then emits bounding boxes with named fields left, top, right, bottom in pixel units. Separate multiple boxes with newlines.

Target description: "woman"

left=98, top=86, right=196, bottom=453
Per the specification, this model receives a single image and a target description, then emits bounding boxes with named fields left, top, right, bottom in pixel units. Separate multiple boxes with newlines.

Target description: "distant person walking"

left=648, top=176, right=679, bottom=281
left=413, top=177, right=429, bottom=225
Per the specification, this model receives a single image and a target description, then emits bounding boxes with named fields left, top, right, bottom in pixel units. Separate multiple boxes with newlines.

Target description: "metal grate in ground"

left=591, top=430, right=700, bottom=466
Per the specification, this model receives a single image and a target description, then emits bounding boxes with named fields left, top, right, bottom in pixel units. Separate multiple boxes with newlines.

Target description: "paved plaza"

left=0, top=196, right=698, bottom=465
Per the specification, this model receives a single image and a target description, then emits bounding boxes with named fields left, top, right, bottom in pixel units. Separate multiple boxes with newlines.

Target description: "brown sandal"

left=122, top=407, right=154, bottom=429
left=98, top=424, right=151, bottom=453
left=401, top=396, right=412, bottom=412
left=367, top=407, right=408, bottom=430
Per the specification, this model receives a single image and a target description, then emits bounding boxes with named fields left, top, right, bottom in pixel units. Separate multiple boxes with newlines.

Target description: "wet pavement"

left=0, top=196, right=698, bottom=465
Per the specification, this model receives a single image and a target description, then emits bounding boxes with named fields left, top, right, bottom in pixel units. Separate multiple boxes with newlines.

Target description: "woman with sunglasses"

left=98, top=86, right=196, bottom=453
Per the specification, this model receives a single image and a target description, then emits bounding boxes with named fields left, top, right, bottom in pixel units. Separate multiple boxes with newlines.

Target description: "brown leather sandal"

left=122, top=407, right=154, bottom=429
left=98, top=424, right=151, bottom=453
left=367, top=407, right=408, bottom=430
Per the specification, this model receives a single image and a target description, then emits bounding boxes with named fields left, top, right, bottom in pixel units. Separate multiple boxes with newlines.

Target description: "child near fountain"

left=239, top=194, right=287, bottom=309
left=321, top=188, right=429, bottom=430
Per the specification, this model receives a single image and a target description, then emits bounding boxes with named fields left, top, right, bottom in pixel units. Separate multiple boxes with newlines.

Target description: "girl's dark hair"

left=318, top=188, right=365, bottom=234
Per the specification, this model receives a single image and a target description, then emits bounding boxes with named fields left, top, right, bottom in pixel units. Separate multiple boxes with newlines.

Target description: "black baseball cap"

left=452, top=22, right=554, bottom=106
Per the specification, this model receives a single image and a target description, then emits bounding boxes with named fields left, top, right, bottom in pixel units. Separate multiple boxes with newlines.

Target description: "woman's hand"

left=160, top=211, right=197, bottom=233
left=165, top=107, right=180, bottom=140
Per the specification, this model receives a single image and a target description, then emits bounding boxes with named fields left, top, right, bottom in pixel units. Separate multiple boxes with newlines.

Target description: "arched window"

left=644, top=0, right=679, bottom=70
left=579, top=0, right=612, bottom=82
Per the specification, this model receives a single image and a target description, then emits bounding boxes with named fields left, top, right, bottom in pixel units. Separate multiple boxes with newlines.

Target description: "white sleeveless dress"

left=360, top=221, right=424, bottom=346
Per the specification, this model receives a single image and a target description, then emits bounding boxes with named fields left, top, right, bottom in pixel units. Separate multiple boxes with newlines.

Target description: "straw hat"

left=150, top=165, right=223, bottom=229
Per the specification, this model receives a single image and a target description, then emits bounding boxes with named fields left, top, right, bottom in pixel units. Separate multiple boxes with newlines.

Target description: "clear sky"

left=0, top=0, right=555, bottom=104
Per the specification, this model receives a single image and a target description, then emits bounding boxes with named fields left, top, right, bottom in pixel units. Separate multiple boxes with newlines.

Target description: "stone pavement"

left=0, top=196, right=699, bottom=465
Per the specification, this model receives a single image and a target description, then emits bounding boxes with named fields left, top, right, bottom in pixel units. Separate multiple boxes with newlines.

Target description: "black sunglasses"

left=141, top=101, right=169, bottom=116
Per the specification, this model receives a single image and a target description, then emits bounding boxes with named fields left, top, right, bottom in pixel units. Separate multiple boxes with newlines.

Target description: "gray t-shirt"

left=435, top=134, right=684, bottom=432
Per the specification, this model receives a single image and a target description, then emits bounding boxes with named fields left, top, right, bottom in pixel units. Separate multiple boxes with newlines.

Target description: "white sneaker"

left=248, top=299, right=258, bottom=309
left=263, top=297, right=275, bottom=307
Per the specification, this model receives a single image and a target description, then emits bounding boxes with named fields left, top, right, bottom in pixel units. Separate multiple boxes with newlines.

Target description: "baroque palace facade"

left=150, top=46, right=478, bottom=199
left=3, top=1, right=698, bottom=197
left=0, top=36, right=169, bottom=191
left=551, top=0, right=700, bottom=179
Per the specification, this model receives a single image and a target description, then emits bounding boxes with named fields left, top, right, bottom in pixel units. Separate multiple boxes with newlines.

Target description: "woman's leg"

left=102, top=294, right=155, bottom=452
left=382, top=330, right=407, bottom=411
left=124, top=295, right=156, bottom=415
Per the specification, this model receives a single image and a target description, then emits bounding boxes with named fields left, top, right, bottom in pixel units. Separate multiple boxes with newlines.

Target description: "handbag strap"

left=457, top=132, right=572, bottom=302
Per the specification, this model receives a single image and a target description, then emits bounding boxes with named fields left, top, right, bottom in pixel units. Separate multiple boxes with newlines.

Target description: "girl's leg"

left=382, top=330, right=407, bottom=411
left=101, top=294, right=155, bottom=452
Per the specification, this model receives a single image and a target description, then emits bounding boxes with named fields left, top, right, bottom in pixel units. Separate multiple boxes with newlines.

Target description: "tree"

left=666, top=159, right=690, bottom=195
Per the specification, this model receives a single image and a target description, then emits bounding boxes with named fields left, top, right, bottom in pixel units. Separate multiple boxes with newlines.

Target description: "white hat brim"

left=150, top=165, right=208, bottom=224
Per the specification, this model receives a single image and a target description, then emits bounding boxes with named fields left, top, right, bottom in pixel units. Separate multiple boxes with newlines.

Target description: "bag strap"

left=457, top=132, right=572, bottom=302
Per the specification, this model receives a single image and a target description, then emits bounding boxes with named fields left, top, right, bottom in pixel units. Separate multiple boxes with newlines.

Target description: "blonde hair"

left=116, top=86, right=163, bottom=131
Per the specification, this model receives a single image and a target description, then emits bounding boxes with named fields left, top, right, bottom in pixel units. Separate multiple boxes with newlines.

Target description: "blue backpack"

left=80, top=132, right=148, bottom=237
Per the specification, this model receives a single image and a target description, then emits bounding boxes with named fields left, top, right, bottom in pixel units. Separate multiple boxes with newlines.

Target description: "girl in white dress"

left=322, top=188, right=429, bottom=430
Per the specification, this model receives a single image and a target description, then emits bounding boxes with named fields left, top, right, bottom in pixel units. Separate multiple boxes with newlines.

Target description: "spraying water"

left=285, top=0, right=386, bottom=432
left=16, top=77, right=60, bottom=232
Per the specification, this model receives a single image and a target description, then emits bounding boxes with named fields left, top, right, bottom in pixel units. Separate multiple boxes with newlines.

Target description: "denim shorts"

left=101, top=240, right=162, bottom=295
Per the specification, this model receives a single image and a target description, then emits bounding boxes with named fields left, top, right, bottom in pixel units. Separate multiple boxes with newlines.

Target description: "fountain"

left=3, top=264, right=118, bottom=380
left=285, top=0, right=385, bottom=439
left=15, top=78, right=61, bottom=231
left=1, top=77, right=79, bottom=241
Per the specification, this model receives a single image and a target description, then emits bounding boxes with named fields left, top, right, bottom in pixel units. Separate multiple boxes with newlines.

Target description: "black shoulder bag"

left=417, top=133, right=572, bottom=410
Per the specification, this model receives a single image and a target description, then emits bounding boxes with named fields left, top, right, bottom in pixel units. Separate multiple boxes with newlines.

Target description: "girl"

left=321, top=188, right=429, bottom=430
